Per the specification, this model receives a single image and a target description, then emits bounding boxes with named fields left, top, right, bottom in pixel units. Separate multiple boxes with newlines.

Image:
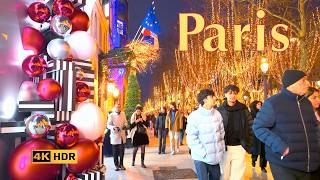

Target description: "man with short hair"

left=253, top=69, right=320, bottom=180
left=107, top=104, right=128, bottom=171
left=217, top=84, right=253, bottom=180
left=166, top=102, right=183, bottom=155
left=187, top=89, right=225, bottom=180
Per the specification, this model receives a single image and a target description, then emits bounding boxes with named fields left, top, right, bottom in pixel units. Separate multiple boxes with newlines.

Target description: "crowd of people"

left=104, top=69, right=320, bottom=180
left=105, top=101, right=188, bottom=170
left=187, top=69, right=320, bottom=180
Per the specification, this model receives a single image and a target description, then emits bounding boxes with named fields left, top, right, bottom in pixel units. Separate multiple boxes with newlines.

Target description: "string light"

left=145, top=0, right=320, bottom=110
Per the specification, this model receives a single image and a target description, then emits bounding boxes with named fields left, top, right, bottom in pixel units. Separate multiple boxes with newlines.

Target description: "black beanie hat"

left=282, top=69, right=306, bottom=88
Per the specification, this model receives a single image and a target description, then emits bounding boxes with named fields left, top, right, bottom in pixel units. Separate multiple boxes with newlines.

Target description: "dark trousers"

left=179, top=129, right=185, bottom=145
left=270, top=163, right=312, bottom=180
left=251, top=143, right=267, bottom=168
left=112, top=144, right=125, bottom=167
left=194, top=160, right=220, bottom=180
left=311, top=167, right=320, bottom=180
left=158, top=129, right=167, bottom=153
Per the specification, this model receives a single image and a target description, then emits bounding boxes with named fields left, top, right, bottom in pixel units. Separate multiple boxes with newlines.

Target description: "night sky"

left=128, top=0, right=196, bottom=102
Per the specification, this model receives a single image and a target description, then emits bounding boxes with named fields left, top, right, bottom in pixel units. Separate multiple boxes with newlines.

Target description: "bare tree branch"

left=240, top=0, right=301, bottom=35
left=263, top=8, right=301, bottom=33
left=284, top=7, right=288, bottom=17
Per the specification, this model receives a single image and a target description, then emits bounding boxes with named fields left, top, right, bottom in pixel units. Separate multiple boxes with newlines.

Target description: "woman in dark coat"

left=130, top=105, right=149, bottom=168
left=306, top=87, right=320, bottom=180
left=250, top=100, right=267, bottom=173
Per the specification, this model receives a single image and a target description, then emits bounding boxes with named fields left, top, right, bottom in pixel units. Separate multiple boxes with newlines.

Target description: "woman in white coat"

left=107, top=104, right=128, bottom=171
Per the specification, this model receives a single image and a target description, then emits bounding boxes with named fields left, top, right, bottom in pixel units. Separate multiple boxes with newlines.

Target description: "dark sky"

left=128, top=0, right=194, bottom=102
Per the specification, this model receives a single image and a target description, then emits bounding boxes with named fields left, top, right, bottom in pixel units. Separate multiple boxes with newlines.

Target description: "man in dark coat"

left=253, top=69, right=320, bottom=180
left=217, top=85, right=253, bottom=180
left=156, top=106, right=167, bottom=154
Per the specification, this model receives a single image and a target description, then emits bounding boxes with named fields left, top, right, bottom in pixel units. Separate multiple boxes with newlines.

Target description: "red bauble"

left=53, top=0, right=75, bottom=17
left=66, top=139, right=99, bottom=173
left=22, top=55, right=47, bottom=77
left=55, top=123, right=79, bottom=148
left=37, top=79, right=62, bottom=101
left=76, top=82, right=90, bottom=102
left=22, top=27, right=45, bottom=54
left=66, top=54, right=73, bottom=62
left=64, top=173, right=77, bottom=180
left=143, top=29, right=151, bottom=36
left=8, top=139, right=61, bottom=180
left=27, top=2, right=50, bottom=23
left=70, top=8, right=89, bottom=32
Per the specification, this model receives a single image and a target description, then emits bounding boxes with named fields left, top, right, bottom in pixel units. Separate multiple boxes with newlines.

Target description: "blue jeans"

left=179, top=129, right=185, bottom=145
left=194, top=160, right=220, bottom=180
left=158, top=129, right=167, bottom=153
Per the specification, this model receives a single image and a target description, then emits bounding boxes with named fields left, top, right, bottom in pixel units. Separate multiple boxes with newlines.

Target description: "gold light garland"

left=126, top=41, right=160, bottom=72
left=146, top=0, right=320, bottom=110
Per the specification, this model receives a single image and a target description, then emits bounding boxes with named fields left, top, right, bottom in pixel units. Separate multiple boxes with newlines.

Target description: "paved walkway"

left=103, top=144, right=274, bottom=180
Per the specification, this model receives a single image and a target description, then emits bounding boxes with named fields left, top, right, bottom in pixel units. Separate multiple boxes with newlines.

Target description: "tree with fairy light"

left=100, top=41, right=160, bottom=121
left=174, top=0, right=320, bottom=101
left=124, top=71, right=142, bottom=120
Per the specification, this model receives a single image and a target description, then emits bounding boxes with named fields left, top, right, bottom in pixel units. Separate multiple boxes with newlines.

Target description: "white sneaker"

left=170, top=151, right=175, bottom=155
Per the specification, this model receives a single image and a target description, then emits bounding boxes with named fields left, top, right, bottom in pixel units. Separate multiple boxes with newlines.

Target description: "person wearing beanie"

left=253, top=69, right=320, bottom=180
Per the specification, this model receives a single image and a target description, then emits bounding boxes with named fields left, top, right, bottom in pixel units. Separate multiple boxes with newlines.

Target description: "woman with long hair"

left=306, top=87, right=320, bottom=121
left=129, top=105, right=149, bottom=168
left=250, top=100, right=267, bottom=173
left=306, top=87, right=320, bottom=180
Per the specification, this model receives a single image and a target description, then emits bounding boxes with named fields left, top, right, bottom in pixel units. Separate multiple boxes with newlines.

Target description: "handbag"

left=137, top=124, right=147, bottom=134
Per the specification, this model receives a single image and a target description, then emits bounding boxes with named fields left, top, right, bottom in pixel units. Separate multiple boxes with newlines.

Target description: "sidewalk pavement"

left=103, top=144, right=274, bottom=180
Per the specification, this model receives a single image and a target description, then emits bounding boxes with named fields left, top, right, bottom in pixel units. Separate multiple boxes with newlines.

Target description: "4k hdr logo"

left=32, top=150, right=77, bottom=164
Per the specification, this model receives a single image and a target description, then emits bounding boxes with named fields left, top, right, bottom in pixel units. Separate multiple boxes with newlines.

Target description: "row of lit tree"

left=144, top=0, right=320, bottom=112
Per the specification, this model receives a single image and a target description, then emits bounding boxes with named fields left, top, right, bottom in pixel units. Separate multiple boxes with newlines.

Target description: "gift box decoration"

left=76, top=170, right=103, bottom=180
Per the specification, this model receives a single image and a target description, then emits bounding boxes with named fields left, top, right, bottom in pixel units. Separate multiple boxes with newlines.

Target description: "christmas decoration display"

left=7, top=1, right=104, bottom=179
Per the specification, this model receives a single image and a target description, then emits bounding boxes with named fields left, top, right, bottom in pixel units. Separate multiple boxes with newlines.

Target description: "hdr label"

left=32, top=150, right=77, bottom=164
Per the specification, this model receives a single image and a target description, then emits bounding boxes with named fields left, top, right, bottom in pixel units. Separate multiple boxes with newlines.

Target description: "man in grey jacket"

left=187, top=89, right=225, bottom=180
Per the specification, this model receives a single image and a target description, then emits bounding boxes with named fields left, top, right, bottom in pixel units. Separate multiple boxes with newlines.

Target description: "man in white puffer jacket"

left=187, top=89, right=225, bottom=180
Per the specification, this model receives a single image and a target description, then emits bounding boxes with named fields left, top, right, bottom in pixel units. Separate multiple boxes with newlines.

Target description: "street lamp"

left=107, top=82, right=116, bottom=93
left=242, top=90, right=250, bottom=105
left=260, top=57, right=269, bottom=100
left=113, top=88, right=120, bottom=98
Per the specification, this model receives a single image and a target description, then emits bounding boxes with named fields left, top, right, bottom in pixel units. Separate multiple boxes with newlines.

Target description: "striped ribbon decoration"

left=18, top=101, right=55, bottom=112
left=76, top=171, right=102, bottom=180
left=47, top=60, right=76, bottom=122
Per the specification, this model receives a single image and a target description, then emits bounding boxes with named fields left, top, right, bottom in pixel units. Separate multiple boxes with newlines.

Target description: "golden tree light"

left=148, top=0, right=320, bottom=108
left=126, top=41, right=160, bottom=72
